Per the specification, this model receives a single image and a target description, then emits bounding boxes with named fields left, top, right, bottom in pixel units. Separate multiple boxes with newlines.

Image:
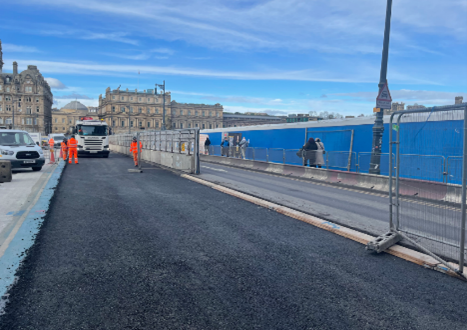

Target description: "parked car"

left=0, top=129, right=46, bottom=171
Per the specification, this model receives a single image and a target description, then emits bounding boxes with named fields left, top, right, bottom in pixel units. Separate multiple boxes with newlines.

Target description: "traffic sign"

left=376, top=81, right=392, bottom=109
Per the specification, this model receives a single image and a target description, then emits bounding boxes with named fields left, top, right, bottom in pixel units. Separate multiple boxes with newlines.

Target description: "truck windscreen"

left=77, top=125, right=108, bottom=136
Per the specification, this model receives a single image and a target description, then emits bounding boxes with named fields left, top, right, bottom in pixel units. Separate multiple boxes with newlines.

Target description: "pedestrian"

left=204, top=137, right=211, bottom=155
left=315, top=138, right=325, bottom=168
left=61, top=137, right=68, bottom=161
left=130, top=136, right=142, bottom=167
left=302, top=137, right=318, bottom=167
left=221, top=137, right=229, bottom=157
left=239, top=137, right=248, bottom=159
left=67, top=135, right=78, bottom=164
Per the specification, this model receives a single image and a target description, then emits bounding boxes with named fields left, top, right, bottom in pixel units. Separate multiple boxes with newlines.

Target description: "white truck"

left=72, top=119, right=110, bottom=158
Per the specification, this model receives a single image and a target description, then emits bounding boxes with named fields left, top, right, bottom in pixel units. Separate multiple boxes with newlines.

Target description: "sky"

left=1, top=0, right=466, bottom=116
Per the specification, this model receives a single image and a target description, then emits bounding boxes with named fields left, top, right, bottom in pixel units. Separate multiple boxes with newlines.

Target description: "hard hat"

left=133, top=137, right=137, bottom=141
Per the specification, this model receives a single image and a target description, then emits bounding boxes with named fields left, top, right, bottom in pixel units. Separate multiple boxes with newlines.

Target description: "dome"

left=61, top=101, right=88, bottom=111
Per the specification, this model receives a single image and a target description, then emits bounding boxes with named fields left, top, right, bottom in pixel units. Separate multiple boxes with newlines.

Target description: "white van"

left=0, top=129, right=46, bottom=171
left=28, top=132, right=42, bottom=146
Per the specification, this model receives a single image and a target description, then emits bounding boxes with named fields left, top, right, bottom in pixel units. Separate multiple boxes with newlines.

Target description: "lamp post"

left=156, top=81, right=166, bottom=130
left=369, top=0, right=393, bottom=175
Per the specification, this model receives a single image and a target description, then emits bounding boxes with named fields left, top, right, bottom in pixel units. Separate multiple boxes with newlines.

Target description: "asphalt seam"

left=181, top=173, right=467, bottom=281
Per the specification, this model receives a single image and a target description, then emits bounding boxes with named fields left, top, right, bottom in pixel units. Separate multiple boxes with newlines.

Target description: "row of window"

left=0, top=105, right=41, bottom=113
left=0, top=95, right=41, bottom=102
left=0, top=85, right=34, bottom=93
left=110, top=106, right=220, bottom=117
left=111, top=95, right=160, bottom=103
left=111, top=120, right=219, bottom=129
left=0, top=117, right=38, bottom=125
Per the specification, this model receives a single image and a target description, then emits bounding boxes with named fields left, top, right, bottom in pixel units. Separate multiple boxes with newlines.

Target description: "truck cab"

left=73, top=119, right=110, bottom=157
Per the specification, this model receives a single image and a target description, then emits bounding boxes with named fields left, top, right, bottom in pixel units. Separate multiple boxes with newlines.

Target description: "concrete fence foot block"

left=366, top=231, right=401, bottom=253
left=0, top=160, right=12, bottom=183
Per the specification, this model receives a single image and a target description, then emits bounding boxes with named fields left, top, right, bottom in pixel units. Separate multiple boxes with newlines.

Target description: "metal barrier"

left=326, top=151, right=356, bottom=171
left=358, top=152, right=394, bottom=176
left=386, top=104, right=467, bottom=276
left=268, top=148, right=284, bottom=164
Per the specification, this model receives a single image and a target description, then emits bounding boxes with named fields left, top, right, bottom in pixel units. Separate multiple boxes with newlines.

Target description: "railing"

left=206, top=146, right=458, bottom=183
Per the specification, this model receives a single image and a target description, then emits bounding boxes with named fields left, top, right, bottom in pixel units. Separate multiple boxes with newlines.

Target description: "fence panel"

left=447, top=156, right=462, bottom=185
left=254, top=148, right=268, bottom=162
left=268, top=148, right=284, bottom=164
left=358, top=152, right=394, bottom=175
left=209, top=145, right=222, bottom=156
left=398, top=154, right=445, bottom=182
left=284, top=149, right=303, bottom=166
left=326, top=151, right=356, bottom=171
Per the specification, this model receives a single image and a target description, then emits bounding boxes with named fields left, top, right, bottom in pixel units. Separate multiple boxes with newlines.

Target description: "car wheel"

left=32, top=166, right=42, bottom=172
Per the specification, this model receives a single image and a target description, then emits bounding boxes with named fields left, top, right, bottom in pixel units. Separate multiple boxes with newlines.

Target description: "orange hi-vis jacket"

left=67, top=138, right=78, bottom=149
left=48, top=138, right=55, bottom=148
left=61, top=141, right=68, bottom=151
left=130, top=141, right=142, bottom=154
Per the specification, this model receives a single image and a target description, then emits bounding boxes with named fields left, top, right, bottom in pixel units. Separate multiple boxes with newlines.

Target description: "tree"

left=308, top=111, right=319, bottom=117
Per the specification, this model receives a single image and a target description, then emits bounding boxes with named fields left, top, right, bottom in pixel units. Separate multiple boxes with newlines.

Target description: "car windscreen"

left=77, top=125, right=108, bottom=136
left=53, top=136, right=65, bottom=141
left=0, top=132, right=35, bottom=146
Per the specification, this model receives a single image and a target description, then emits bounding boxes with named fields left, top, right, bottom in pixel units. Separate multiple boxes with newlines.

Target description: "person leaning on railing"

left=239, top=137, right=248, bottom=159
left=204, top=137, right=211, bottom=155
left=221, top=137, right=229, bottom=157
left=315, top=138, right=325, bottom=168
left=302, top=137, right=318, bottom=167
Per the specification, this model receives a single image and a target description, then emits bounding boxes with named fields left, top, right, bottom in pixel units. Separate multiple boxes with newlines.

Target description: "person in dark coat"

left=221, top=137, right=230, bottom=156
left=303, top=137, right=318, bottom=167
left=204, top=137, right=211, bottom=154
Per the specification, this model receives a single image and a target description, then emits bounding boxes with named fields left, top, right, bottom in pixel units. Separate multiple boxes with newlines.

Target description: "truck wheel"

left=32, top=166, right=42, bottom=172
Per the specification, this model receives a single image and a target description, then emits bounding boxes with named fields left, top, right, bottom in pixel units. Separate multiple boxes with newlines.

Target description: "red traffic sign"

left=376, top=81, right=392, bottom=109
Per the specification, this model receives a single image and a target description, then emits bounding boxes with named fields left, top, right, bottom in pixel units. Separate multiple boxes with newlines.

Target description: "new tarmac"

left=1, top=153, right=467, bottom=330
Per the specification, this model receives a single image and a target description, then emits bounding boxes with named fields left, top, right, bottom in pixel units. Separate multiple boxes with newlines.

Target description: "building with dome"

left=0, top=40, right=53, bottom=133
left=51, top=100, right=99, bottom=134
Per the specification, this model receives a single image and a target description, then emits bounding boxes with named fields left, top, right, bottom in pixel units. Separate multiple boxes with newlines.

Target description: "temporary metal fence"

left=387, top=104, right=467, bottom=276
left=109, top=129, right=200, bottom=173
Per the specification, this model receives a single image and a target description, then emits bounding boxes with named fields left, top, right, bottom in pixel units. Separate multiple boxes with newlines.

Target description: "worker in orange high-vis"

left=61, top=138, right=68, bottom=161
left=129, top=136, right=142, bottom=167
left=67, top=135, right=78, bottom=164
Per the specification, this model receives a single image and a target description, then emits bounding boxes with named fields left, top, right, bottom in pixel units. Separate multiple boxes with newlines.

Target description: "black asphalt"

left=2, top=153, right=467, bottom=329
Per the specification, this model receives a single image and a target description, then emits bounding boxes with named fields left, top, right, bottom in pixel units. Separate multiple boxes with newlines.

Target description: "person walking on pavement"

left=302, top=137, right=318, bottom=167
left=315, top=138, right=325, bottom=168
left=61, top=137, right=68, bottom=161
left=239, top=137, right=248, bottom=159
left=67, top=135, right=78, bottom=164
left=221, top=137, right=229, bottom=157
left=130, top=137, right=142, bottom=167
left=204, top=137, right=211, bottom=155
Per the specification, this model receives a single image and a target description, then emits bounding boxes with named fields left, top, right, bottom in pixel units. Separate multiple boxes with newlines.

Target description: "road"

left=2, top=153, right=467, bottom=329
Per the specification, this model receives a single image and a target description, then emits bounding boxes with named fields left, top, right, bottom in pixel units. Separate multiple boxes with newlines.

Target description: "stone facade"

left=0, top=40, right=53, bottom=133
left=223, top=113, right=285, bottom=127
left=51, top=101, right=99, bottom=134
left=98, top=87, right=223, bottom=133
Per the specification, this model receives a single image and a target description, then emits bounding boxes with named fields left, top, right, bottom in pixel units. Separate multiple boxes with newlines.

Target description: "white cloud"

left=2, top=43, right=40, bottom=53
left=45, top=77, right=67, bottom=89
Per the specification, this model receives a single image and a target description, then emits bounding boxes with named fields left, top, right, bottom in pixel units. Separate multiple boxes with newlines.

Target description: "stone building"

left=455, top=96, right=464, bottom=105
left=406, top=103, right=426, bottom=110
left=0, top=40, right=53, bottom=133
left=98, top=87, right=223, bottom=133
left=51, top=101, right=99, bottom=134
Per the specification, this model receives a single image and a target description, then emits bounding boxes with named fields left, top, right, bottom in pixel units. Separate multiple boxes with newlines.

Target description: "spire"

left=0, top=39, right=3, bottom=74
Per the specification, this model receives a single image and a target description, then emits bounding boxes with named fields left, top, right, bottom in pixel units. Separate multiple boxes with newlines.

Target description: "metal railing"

left=206, top=146, right=462, bottom=183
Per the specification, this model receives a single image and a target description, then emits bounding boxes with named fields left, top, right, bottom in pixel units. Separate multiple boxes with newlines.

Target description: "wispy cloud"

left=2, top=43, right=40, bottom=53
left=44, top=77, right=67, bottom=89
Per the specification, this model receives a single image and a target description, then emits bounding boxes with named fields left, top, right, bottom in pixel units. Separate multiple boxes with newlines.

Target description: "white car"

left=0, top=129, right=46, bottom=171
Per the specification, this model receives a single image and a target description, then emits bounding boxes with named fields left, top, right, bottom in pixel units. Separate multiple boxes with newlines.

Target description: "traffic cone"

left=59, top=149, right=63, bottom=159
left=49, top=148, right=55, bottom=164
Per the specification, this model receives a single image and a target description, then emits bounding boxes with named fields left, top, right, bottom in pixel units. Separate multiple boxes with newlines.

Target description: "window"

left=139, top=121, right=142, bottom=127
left=188, top=123, right=191, bottom=128
left=0, top=85, right=2, bottom=90
left=130, top=97, right=133, bottom=101
left=147, top=98, right=150, bottom=102
left=121, top=107, right=125, bottom=112
left=209, top=124, right=212, bottom=129
left=26, top=97, right=31, bottom=102
left=0, top=96, right=2, bottom=101
left=147, top=122, right=151, bottom=128
left=195, top=124, right=199, bottom=128
left=202, top=124, right=205, bottom=129
left=202, top=111, right=205, bottom=116
left=34, top=118, right=38, bottom=125
left=195, top=111, right=198, bottom=116
left=112, top=106, right=116, bottom=112
left=0, top=118, right=3, bottom=124
left=25, top=86, right=32, bottom=92
left=209, top=111, right=212, bottom=116
left=0, top=106, right=2, bottom=112
left=130, top=121, right=134, bottom=127
left=36, top=98, right=40, bottom=103
left=26, top=107, right=32, bottom=114
left=112, top=120, right=116, bottom=127
left=112, top=96, right=115, bottom=100
left=138, top=108, right=142, bottom=113
left=36, top=106, right=40, bottom=113
left=5, top=96, right=11, bottom=101
left=180, top=123, right=183, bottom=129
left=62, top=118, right=65, bottom=123
left=63, top=127, right=65, bottom=130
left=139, top=97, right=141, bottom=101
left=130, top=107, right=134, bottom=113
left=6, top=118, right=12, bottom=124
left=6, top=105, right=11, bottom=111
left=188, top=110, right=191, bottom=115
left=69, top=119, right=72, bottom=124
left=121, top=96, right=124, bottom=101
left=6, top=87, right=10, bottom=92
left=216, top=124, right=219, bottom=128
left=180, top=110, right=184, bottom=115
left=155, top=122, right=159, bottom=128
left=55, top=118, right=58, bottom=123
left=55, top=127, right=58, bottom=131
left=216, top=112, right=220, bottom=117
left=156, top=109, right=159, bottom=114
left=146, top=107, right=150, bottom=114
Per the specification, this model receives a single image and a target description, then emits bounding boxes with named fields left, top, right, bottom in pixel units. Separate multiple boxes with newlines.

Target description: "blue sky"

left=1, top=0, right=466, bottom=116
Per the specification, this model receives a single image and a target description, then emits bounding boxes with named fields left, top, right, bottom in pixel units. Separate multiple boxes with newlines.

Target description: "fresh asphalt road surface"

left=2, top=153, right=467, bottom=329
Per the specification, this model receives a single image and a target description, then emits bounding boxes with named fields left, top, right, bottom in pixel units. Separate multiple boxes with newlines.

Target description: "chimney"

left=13, top=61, right=18, bottom=75
left=455, top=96, right=464, bottom=105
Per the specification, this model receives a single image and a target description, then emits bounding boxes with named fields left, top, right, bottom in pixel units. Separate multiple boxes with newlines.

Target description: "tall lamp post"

left=369, top=0, right=393, bottom=175
left=156, top=81, right=166, bottom=130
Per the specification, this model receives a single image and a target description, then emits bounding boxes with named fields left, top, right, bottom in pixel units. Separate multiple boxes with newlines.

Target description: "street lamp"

left=156, top=81, right=166, bottom=130
left=369, top=0, right=393, bottom=175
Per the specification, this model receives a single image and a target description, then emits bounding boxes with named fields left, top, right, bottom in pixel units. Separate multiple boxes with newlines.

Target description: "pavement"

left=2, top=153, right=467, bottom=329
